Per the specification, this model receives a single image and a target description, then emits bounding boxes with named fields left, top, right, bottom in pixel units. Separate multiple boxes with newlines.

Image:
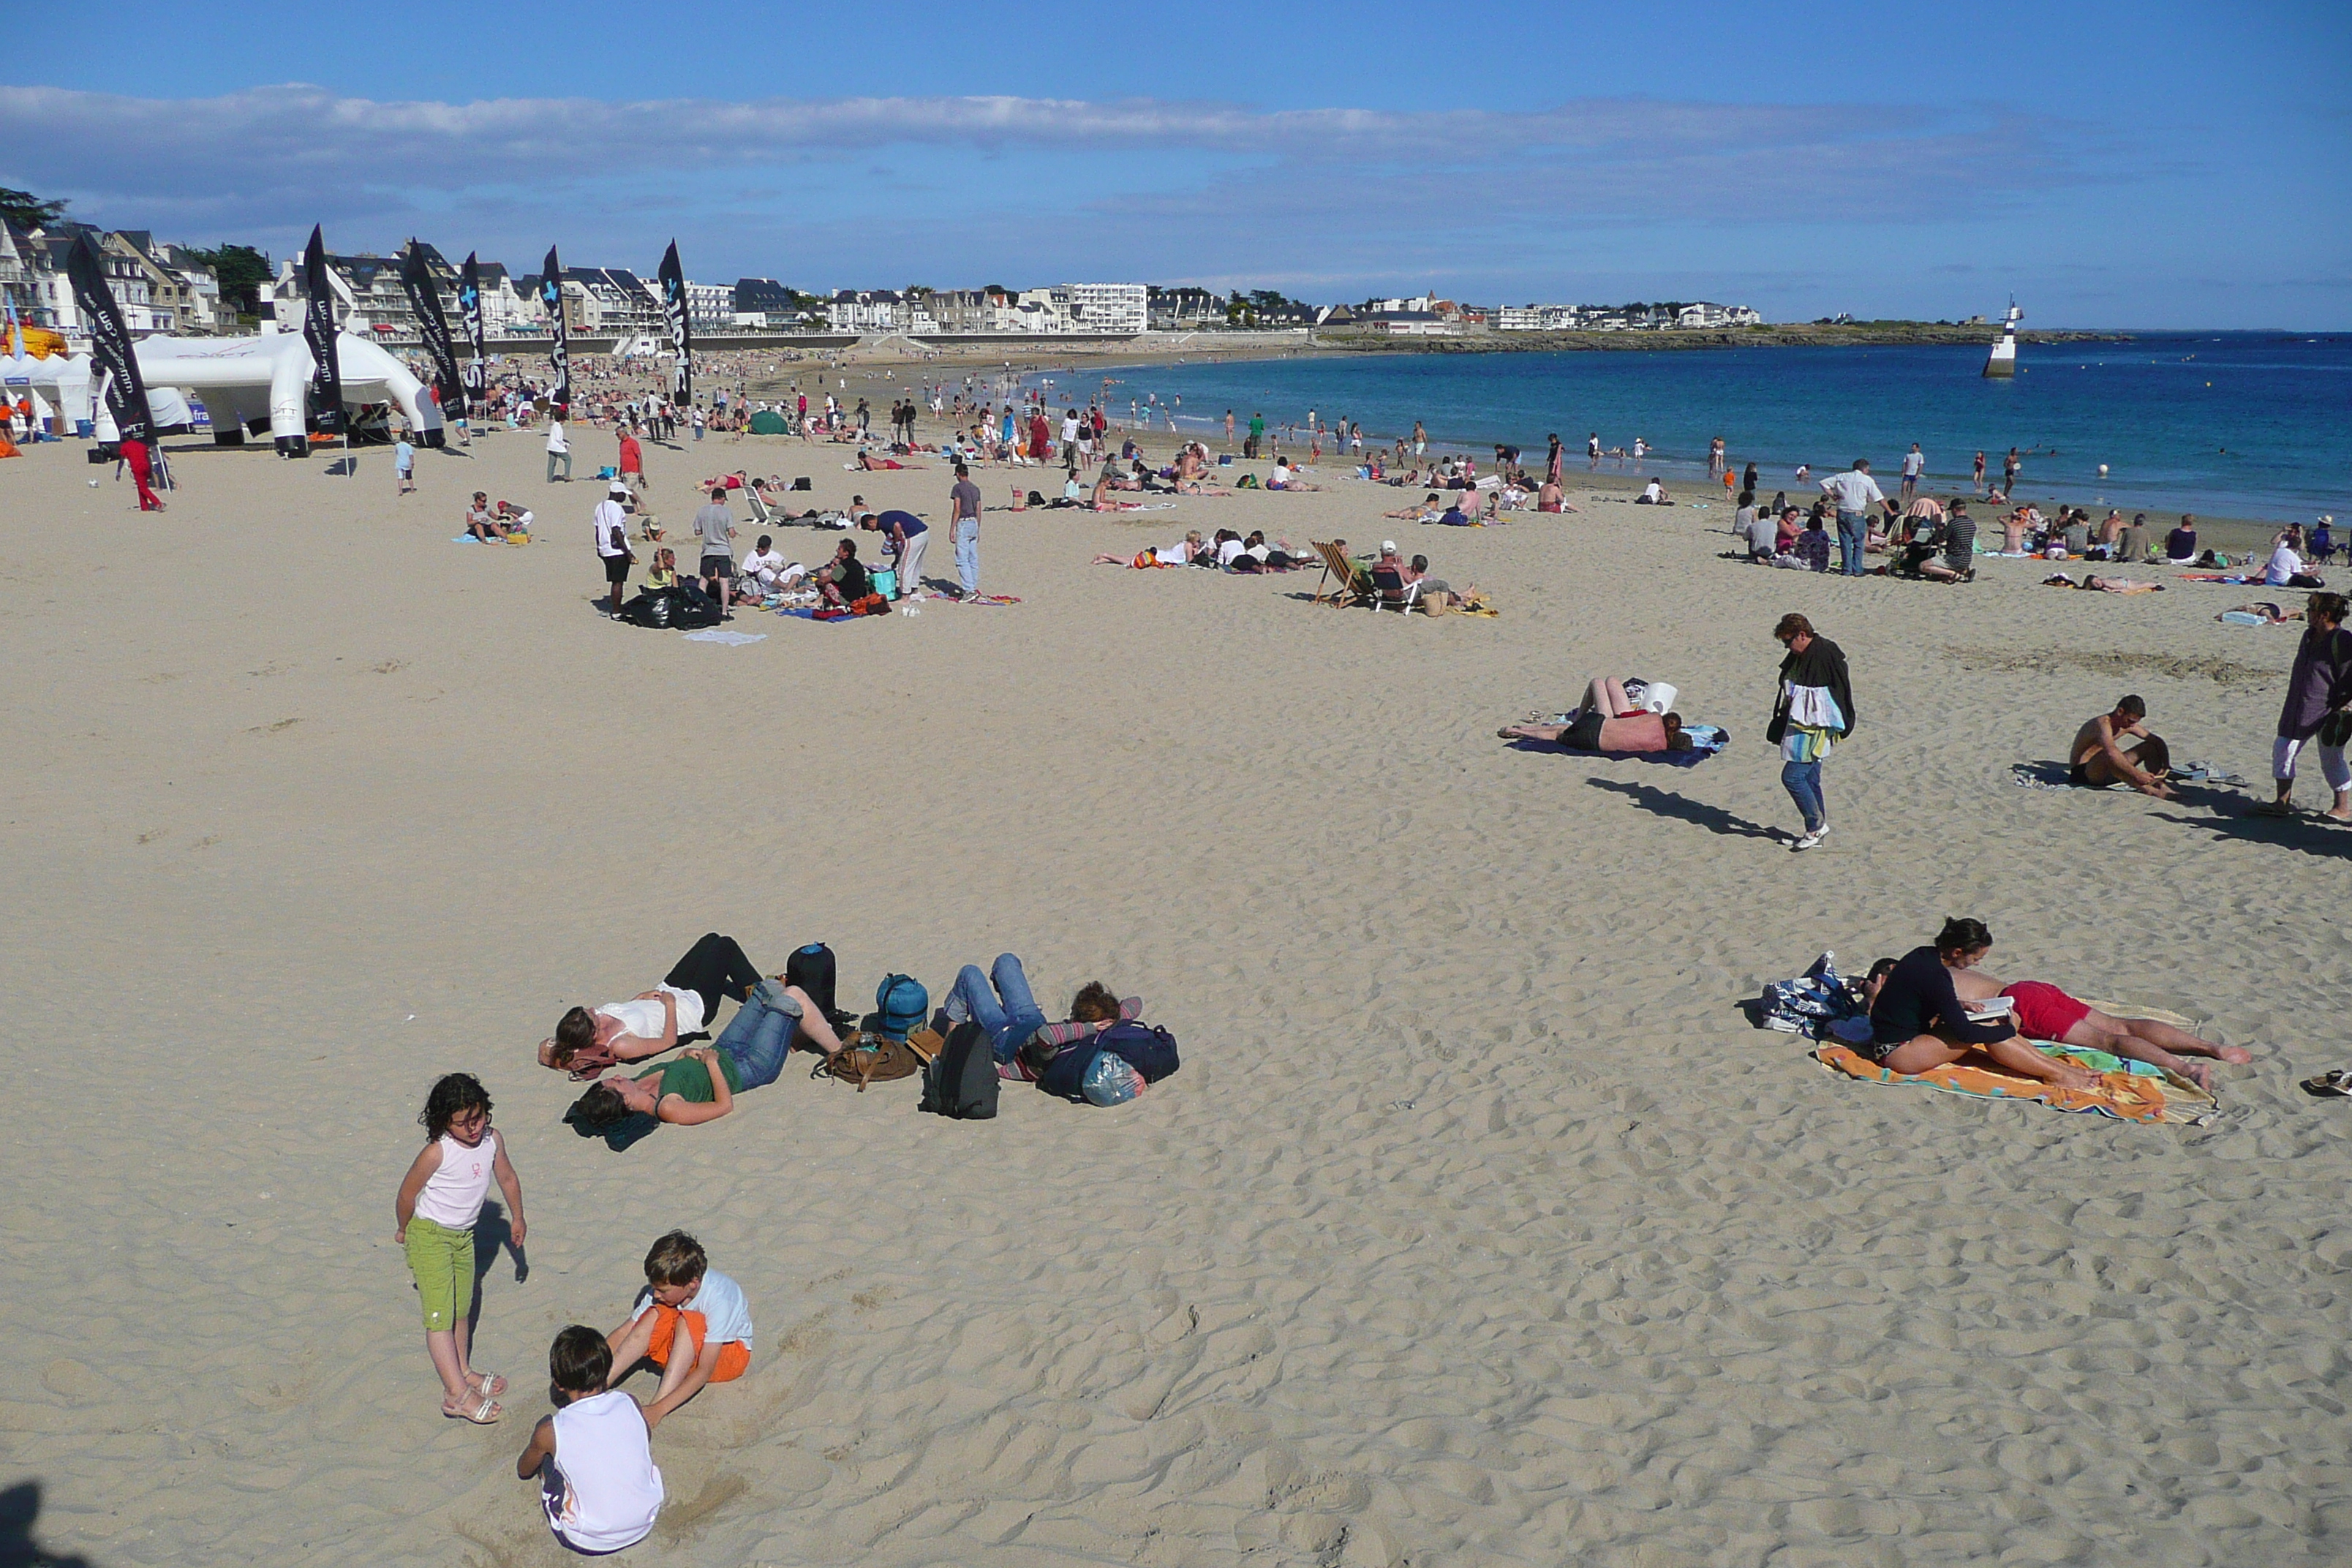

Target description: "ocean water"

left=1054, top=333, right=2351, bottom=523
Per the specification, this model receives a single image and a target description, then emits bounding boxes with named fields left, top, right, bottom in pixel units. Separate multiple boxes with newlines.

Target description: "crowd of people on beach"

left=393, top=931, right=1178, bottom=1550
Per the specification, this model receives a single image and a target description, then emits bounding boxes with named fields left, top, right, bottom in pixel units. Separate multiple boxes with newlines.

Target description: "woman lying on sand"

left=1499, top=676, right=1686, bottom=753
left=1094, top=531, right=1206, bottom=568
left=540, top=934, right=843, bottom=1078
left=2044, top=573, right=2166, bottom=593
left=1855, top=919, right=2102, bottom=1090
left=1904, top=959, right=2251, bottom=1091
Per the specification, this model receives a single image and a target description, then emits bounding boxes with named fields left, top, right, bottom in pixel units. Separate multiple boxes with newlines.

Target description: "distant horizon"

left=9, top=1, right=2345, bottom=329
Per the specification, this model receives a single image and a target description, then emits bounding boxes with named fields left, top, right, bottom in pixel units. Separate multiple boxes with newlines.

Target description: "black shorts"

left=603, top=554, right=631, bottom=584
left=1563, top=711, right=1605, bottom=752
left=702, top=555, right=735, bottom=578
left=2068, top=761, right=2091, bottom=787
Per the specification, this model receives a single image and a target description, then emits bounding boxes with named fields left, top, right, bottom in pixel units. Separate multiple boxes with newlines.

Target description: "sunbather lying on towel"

left=2220, top=602, right=2302, bottom=623
left=1094, top=531, right=1205, bottom=568
left=538, top=933, right=845, bottom=1077
left=1385, top=491, right=1444, bottom=521
left=1498, top=676, right=1685, bottom=753
left=1918, top=957, right=2251, bottom=1092
left=1852, top=919, right=2100, bottom=1091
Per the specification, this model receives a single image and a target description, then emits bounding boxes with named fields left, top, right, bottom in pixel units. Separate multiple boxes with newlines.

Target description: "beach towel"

left=682, top=629, right=766, bottom=646
left=1811, top=1039, right=2218, bottom=1124
left=946, top=593, right=1022, bottom=606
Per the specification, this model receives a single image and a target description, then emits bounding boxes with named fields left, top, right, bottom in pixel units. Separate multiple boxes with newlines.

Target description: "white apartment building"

left=1060, top=282, right=1146, bottom=333
left=829, top=290, right=903, bottom=333
left=683, top=282, right=734, bottom=332
left=1676, top=302, right=1764, bottom=328
left=1496, top=304, right=1577, bottom=331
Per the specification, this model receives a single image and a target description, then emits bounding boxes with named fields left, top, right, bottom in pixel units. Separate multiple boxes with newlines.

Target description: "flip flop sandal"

left=447, top=1392, right=502, bottom=1424
left=470, top=1372, right=507, bottom=1398
left=2299, top=1070, right=2352, bottom=1098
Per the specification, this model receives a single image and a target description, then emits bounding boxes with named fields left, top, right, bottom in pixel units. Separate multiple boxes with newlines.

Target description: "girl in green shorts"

left=395, top=1073, right=528, bottom=1422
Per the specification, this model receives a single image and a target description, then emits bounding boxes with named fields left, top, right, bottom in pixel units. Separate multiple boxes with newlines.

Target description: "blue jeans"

left=715, top=979, right=803, bottom=1088
left=1836, top=510, right=1866, bottom=576
left=944, top=954, right=1048, bottom=1063
left=954, top=519, right=979, bottom=593
left=1782, top=756, right=1825, bottom=832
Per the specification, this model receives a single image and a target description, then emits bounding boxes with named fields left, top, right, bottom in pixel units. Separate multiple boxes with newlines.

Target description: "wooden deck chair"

left=1311, top=540, right=1371, bottom=607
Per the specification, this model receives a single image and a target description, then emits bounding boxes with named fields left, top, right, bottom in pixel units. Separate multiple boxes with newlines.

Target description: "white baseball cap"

left=1382, top=540, right=1398, bottom=552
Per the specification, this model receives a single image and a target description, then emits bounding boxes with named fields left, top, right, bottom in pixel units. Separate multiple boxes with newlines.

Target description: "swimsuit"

left=2002, top=981, right=2092, bottom=1043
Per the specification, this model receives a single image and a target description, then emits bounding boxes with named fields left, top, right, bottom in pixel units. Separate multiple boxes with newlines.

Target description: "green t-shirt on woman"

left=638, top=1050, right=741, bottom=1106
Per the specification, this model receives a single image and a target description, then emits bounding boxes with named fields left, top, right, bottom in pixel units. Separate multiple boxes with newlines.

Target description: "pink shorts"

left=2002, top=981, right=2091, bottom=1043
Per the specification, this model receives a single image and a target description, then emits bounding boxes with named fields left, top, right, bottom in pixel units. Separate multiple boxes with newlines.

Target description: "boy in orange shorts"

left=604, top=1231, right=751, bottom=1431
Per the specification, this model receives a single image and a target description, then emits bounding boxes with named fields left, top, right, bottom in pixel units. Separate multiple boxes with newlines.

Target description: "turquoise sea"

left=1058, top=333, right=2351, bottom=523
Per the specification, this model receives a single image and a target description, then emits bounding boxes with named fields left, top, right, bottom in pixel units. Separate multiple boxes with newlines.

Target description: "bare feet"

left=2047, top=1063, right=2103, bottom=1092
left=2220, top=1045, right=2255, bottom=1064
left=2172, top=1059, right=2217, bottom=1092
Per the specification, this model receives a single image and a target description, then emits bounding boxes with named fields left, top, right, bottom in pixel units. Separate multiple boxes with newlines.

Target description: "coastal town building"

left=1060, top=282, right=1147, bottom=333
left=731, top=278, right=805, bottom=329
left=1147, top=286, right=1225, bottom=330
left=827, top=290, right=904, bottom=333
left=682, top=282, right=734, bottom=333
left=273, top=241, right=460, bottom=339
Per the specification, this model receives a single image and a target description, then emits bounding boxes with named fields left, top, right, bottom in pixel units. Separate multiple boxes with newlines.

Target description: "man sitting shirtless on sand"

left=2070, top=695, right=2175, bottom=796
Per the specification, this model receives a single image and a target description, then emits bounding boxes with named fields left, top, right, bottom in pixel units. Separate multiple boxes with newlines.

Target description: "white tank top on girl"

left=412, top=1128, right=499, bottom=1230
left=595, top=985, right=704, bottom=1044
left=545, top=1390, right=664, bottom=1552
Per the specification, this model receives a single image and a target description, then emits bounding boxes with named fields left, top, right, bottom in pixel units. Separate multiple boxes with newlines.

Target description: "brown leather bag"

left=812, top=1029, right=937, bottom=1092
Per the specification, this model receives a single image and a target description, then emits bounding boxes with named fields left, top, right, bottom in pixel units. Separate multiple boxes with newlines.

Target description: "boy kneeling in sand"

left=606, top=1232, right=752, bottom=1431
left=516, top=1325, right=665, bottom=1553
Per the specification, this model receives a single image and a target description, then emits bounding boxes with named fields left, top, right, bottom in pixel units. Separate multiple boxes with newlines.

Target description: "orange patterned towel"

left=1812, top=1041, right=2218, bottom=1125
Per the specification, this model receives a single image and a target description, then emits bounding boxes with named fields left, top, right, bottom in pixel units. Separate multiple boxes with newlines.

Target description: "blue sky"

left=7, top=0, right=2347, bottom=326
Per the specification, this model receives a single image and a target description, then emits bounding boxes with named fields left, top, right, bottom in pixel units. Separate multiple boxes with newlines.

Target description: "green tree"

left=0, top=186, right=68, bottom=227
left=180, top=243, right=272, bottom=314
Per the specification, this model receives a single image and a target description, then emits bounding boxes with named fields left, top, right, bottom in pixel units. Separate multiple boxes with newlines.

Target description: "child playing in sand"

left=393, top=1073, right=527, bottom=1423
left=515, top=1326, right=665, bottom=1553
left=605, top=1232, right=752, bottom=1431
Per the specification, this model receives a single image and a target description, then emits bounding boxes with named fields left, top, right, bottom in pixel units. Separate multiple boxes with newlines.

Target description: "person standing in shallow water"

left=1768, top=613, right=1855, bottom=852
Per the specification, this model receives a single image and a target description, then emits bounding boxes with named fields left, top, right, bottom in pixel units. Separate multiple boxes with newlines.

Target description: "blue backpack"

left=874, top=973, right=928, bottom=1042
left=1039, top=1020, right=1180, bottom=1101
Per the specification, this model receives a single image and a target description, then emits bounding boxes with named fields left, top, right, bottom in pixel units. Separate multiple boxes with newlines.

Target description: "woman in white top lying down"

left=538, top=932, right=843, bottom=1075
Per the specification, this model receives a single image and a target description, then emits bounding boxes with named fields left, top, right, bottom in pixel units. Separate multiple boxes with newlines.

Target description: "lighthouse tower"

left=1983, top=300, right=2023, bottom=379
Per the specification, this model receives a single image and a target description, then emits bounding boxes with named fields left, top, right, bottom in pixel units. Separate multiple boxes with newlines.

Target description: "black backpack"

left=919, top=1020, right=998, bottom=1120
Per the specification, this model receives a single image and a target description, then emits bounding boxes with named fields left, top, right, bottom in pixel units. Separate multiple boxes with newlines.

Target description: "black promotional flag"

left=538, top=245, right=570, bottom=412
left=301, top=225, right=344, bottom=437
left=656, top=239, right=693, bottom=406
left=65, top=232, right=154, bottom=445
left=399, top=242, right=465, bottom=430
left=459, top=252, right=488, bottom=402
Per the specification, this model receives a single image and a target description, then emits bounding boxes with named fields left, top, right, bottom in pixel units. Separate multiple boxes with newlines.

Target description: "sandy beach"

left=4, top=404, right=2349, bottom=1567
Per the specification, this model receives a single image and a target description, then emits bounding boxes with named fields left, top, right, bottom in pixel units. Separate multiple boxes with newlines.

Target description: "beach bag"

left=813, top=1030, right=921, bottom=1091
left=1040, top=1021, right=1180, bottom=1101
left=875, top=973, right=928, bottom=1041
left=1098, top=1020, right=1180, bottom=1083
left=919, top=1020, right=999, bottom=1120
left=785, top=943, right=846, bottom=1027
left=620, top=587, right=675, bottom=627
left=670, top=589, right=724, bottom=630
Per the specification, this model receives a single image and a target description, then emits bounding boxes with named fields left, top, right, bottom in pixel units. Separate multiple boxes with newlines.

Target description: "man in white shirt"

left=1899, top=443, right=1925, bottom=503
left=1820, top=459, right=1888, bottom=576
left=546, top=418, right=572, bottom=484
left=594, top=486, right=631, bottom=615
left=740, top=535, right=795, bottom=592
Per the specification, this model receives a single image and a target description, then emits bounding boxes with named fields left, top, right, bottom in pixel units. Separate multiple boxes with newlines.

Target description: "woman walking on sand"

left=1767, top=613, right=1855, bottom=852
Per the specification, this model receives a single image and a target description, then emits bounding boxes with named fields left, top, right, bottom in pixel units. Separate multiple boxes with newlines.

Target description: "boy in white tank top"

left=516, top=1326, right=664, bottom=1553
